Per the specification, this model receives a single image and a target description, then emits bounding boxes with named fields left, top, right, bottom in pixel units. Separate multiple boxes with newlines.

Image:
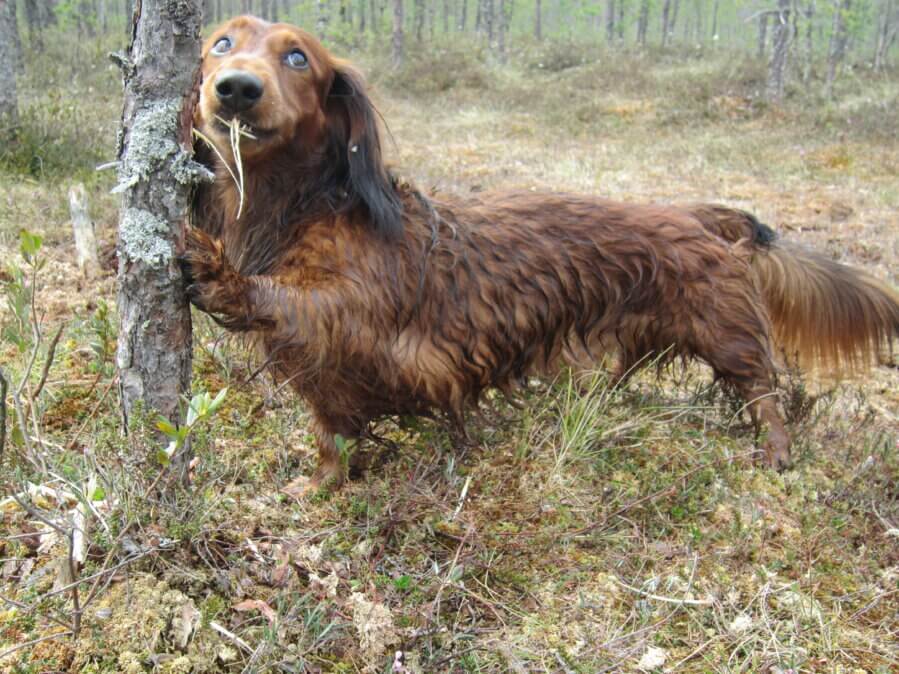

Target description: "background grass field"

left=1, top=28, right=898, bottom=673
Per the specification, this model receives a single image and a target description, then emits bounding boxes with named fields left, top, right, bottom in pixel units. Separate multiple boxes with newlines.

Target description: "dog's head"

left=197, top=16, right=402, bottom=238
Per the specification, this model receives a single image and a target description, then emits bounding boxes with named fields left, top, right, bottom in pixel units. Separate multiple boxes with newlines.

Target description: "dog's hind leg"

left=283, top=413, right=360, bottom=497
left=687, top=320, right=792, bottom=469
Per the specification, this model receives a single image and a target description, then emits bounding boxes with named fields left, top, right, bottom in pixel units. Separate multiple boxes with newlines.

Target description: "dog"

left=181, top=15, right=899, bottom=493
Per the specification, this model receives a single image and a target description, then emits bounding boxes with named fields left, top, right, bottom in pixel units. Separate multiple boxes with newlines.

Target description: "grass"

left=1, top=28, right=898, bottom=673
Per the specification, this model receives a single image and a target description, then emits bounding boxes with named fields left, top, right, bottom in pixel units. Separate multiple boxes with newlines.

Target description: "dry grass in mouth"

left=191, top=116, right=257, bottom=220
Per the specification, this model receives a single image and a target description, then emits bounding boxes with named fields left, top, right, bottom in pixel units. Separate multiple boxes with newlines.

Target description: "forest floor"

left=1, top=34, right=898, bottom=673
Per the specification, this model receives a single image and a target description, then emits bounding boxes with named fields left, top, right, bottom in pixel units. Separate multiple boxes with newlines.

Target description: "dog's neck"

left=197, top=143, right=355, bottom=276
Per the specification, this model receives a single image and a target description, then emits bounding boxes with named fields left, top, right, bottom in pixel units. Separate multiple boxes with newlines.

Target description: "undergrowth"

left=0, top=25, right=897, bottom=674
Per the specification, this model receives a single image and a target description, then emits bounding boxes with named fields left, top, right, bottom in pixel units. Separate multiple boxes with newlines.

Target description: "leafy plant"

left=155, top=388, right=228, bottom=467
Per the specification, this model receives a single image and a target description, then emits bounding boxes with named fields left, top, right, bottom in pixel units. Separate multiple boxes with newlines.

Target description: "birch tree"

left=0, top=0, right=18, bottom=125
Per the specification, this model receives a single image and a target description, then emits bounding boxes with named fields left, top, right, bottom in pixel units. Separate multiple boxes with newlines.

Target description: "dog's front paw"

left=178, top=228, right=237, bottom=314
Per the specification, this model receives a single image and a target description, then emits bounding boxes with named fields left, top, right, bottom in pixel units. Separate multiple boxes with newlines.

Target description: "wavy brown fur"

left=687, top=205, right=899, bottom=372
left=182, top=16, right=897, bottom=491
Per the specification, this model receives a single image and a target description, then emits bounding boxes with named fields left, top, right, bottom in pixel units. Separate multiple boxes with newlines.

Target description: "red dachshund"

left=182, top=16, right=899, bottom=493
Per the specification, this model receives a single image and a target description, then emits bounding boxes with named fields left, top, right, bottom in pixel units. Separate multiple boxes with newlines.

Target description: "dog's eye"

left=285, top=49, right=309, bottom=70
left=211, top=37, right=232, bottom=56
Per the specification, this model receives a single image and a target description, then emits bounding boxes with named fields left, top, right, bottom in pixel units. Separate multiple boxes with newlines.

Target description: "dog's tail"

left=688, top=204, right=899, bottom=373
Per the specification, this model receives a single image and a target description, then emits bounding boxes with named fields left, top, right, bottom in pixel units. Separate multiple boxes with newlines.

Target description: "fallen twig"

left=0, top=630, right=73, bottom=662
left=32, top=323, right=66, bottom=401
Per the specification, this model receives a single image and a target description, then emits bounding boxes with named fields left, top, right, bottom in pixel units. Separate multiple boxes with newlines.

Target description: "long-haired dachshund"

left=182, top=16, right=899, bottom=492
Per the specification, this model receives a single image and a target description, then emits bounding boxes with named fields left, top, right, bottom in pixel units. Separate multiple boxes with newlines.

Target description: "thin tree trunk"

left=711, top=0, right=719, bottom=40
left=534, top=0, right=541, bottom=39
left=802, top=0, right=814, bottom=80
left=414, top=0, right=424, bottom=40
left=606, top=0, right=615, bottom=43
left=497, top=0, right=507, bottom=60
left=758, top=12, right=769, bottom=58
left=767, top=0, right=791, bottom=101
left=637, top=0, right=649, bottom=45
left=874, top=0, right=896, bottom=71
left=442, top=0, right=449, bottom=32
left=826, top=0, right=850, bottom=99
left=617, top=0, right=624, bottom=40
left=0, top=0, right=18, bottom=124
left=317, top=0, right=329, bottom=39
left=24, top=0, right=42, bottom=50
left=114, top=0, right=203, bottom=478
left=483, top=0, right=494, bottom=43
left=661, top=0, right=671, bottom=46
left=392, top=0, right=403, bottom=66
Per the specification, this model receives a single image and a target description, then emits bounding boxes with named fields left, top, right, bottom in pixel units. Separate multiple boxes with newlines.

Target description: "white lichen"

left=119, top=207, right=174, bottom=266
left=114, top=98, right=210, bottom=194
left=349, top=592, right=398, bottom=671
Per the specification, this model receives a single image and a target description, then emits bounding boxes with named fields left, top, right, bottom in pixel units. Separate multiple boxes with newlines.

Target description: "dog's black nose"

left=215, top=70, right=264, bottom=112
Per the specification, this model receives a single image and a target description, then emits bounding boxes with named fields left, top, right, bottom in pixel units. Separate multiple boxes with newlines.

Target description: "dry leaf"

left=233, top=599, right=277, bottom=624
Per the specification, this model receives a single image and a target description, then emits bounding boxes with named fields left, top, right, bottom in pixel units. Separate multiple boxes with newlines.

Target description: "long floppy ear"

left=327, top=63, right=403, bottom=240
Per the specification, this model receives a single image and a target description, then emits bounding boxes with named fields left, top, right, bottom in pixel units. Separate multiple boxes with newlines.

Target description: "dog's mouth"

left=211, top=116, right=276, bottom=141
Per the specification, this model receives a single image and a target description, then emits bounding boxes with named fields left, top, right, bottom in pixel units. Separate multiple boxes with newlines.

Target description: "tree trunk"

left=767, top=0, right=791, bottom=102
left=414, top=0, right=424, bottom=40
left=497, top=0, right=507, bottom=61
left=534, top=0, right=541, bottom=39
left=606, top=0, right=615, bottom=43
left=758, top=12, right=769, bottom=58
left=69, top=184, right=101, bottom=277
left=661, top=0, right=671, bottom=46
left=483, top=0, right=494, bottom=43
left=711, top=0, right=720, bottom=40
left=617, top=0, right=624, bottom=40
left=114, top=0, right=203, bottom=477
left=23, top=0, right=43, bottom=50
left=669, top=0, right=679, bottom=37
left=0, top=0, right=17, bottom=124
left=874, top=0, right=896, bottom=71
left=392, top=0, right=403, bottom=66
left=693, top=0, right=703, bottom=44
left=317, top=0, right=329, bottom=39
left=637, top=0, right=649, bottom=45
left=826, top=0, right=850, bottom=99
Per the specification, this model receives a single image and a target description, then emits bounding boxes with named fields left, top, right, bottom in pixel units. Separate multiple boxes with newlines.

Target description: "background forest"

left=0, top=0, right=898, bottom=672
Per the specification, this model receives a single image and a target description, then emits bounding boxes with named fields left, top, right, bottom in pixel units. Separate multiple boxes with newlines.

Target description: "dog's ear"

left=327, top=63, right=403, bottom=240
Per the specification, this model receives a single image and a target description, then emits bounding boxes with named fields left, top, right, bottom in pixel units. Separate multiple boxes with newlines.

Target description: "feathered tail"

left=687, top=204, right=899, bottom=373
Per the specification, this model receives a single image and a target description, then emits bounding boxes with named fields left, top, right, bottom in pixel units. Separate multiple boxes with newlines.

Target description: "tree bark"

left=826, top=0, right=851, bottom=99
left=114, top=0, right=204, bottom=475
left=711, top=0, right=718, bottom=40
left=617, top=0, right=624, bottom=40
left=483, top=0, right=494, bottom=43
left=69, top=184, right=101, bottom=277
left=767, top=0, right=791, bottom=102
left=606, top=0, right=615, bottom=43
left=414, top=0, right=424, bottom=40
left=497, top=0, right=507, bottom=61
left=392, top=0, right=403, bottom=66
left=874, top=0, right=896, bottom=71
left=0, top=0, right=18, bottom=124
left=758, top=12, right=769, bottom=59
left=637, top=0, right=649, bottom=45
left=661, top=0, right=672, bottom=46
